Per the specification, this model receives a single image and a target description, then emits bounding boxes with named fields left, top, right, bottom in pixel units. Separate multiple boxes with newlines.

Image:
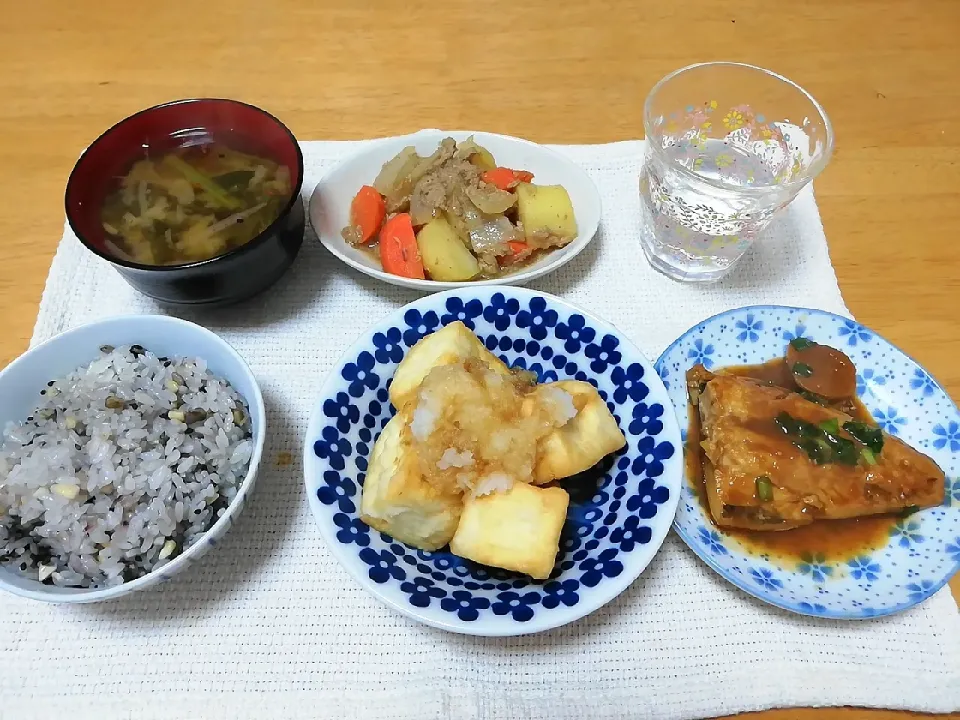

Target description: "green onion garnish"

left=797, top=390, right=827, bottom=406
left=775, top=411, right=800, bottom=435
left=775, top=412, right=860, bottom=465
left=789, top=337, right=815, bottom=351
left=861, top=447, right=877, bottom=465
left=792, top=362, right=814, bottom=377
left=833, top=438, right=860, bottom=465
left=819, top=418, right=840, bottom=435
left=798, top=437, right=828, bottom=464
left=843, top=421, right=884, bottom=455
left=756, top=476, right=774, bottom=502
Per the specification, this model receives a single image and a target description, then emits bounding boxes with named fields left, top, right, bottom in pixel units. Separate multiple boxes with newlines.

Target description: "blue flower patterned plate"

left=656, top=305, right=960, bottom=619
left=304, top=287, right=682, bottom=636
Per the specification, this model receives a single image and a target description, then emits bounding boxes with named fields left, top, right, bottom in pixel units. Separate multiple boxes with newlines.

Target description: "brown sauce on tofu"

left=685, top=355, right=898, bottom=565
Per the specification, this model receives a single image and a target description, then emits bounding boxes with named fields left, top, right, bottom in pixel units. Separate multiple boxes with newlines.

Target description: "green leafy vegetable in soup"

left=100, top=143, right=292, bottom=265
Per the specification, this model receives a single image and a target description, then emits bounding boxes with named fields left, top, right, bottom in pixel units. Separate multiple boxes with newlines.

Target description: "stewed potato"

left=516, top=183, right=578, bottom=242
left=415, top=217, right=481, bottom=282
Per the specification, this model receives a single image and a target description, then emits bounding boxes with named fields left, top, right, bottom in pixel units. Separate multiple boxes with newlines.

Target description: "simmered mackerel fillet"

left=687, top=366, right=945, bottom=531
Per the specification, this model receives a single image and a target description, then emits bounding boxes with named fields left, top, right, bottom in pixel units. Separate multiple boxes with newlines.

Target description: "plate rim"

left=307, top=128, right=602, bottom=291
left=303, top=285, right=683, bottom=636
left=655, top=303, right=960, bottom=619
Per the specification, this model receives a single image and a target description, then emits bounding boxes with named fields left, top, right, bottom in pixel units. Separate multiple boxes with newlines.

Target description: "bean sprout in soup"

left=100, top=143, right=292, bottom=266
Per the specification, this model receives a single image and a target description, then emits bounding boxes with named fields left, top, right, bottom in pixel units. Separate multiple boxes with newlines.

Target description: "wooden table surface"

left=0, top=1, right=957, bottom=717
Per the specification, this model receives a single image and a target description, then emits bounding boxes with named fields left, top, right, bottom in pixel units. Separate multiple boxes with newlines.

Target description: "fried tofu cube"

left=389, top=321, right=511, bottom=410
left=359, top=413, right=463, bottom=551
left=449, top=483, right=569, bottom=579
left=533, top=380, right=626, bottom=484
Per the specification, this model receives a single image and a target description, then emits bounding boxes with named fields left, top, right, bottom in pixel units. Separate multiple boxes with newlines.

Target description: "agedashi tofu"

left=388, top=321, right=511, bottom=410
left=533, top=380, right=627, bottom=484
left=516, top=183, right=578, bottom=240
left=416, top=217, right=481, bottom=282
left=449, top=483, right=569, bottom=580
left=359, top=413, right=463, bottom=550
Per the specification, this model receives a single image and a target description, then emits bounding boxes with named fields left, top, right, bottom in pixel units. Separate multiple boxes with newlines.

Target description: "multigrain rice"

left=0, top=345, right=253, bottom=588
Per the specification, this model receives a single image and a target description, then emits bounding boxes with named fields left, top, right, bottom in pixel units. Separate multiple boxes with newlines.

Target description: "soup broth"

left=100, top=142, right=292, bottom=265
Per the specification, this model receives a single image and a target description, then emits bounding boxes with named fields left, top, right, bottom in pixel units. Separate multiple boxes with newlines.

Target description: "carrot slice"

left=378, top=213, right=425, bottom=279
left=500, top=240, right=531, bottom=266
left=481, top=167, right=535, bottom=191
left=350, top=185, right=387, bottom=244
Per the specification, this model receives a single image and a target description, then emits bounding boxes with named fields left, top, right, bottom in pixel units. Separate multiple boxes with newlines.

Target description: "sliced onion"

left=469, top=217, right=518, bottom=257
left=455, top=137, right=496, bottom=170
left=373, top=147, right=419, bottom=196
left=443, top=189, right=485, bottom=241
left=408, top=138, right=457, bottom=186
left=464, top=183, right=516, bottom=214
left=454, top=136, right=483, bottom=160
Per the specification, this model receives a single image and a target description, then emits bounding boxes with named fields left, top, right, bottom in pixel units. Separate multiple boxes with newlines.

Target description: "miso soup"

left=100, top=142, right=293, bottom=265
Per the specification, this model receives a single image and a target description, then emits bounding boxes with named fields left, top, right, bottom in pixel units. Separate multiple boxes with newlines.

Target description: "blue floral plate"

left=656, top=305, right=960, bottom=619
left=304, top=287, right=682, bottom=636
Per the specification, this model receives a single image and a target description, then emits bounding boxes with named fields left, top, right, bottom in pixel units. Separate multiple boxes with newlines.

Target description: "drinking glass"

left=638, top=62, right=834, bottom=282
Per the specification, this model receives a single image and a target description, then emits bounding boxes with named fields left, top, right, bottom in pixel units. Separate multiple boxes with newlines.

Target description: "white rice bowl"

left=0, top=316, right=265, bottom=603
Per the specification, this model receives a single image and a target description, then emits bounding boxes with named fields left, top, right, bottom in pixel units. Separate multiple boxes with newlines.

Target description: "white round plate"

left=656, top=305, right=960, bottom=619
left=308, top=129, right=602, bottom=290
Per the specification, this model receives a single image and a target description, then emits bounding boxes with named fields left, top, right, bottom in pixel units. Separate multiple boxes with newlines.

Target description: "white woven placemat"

left=3, top=139, right=959, bottom=720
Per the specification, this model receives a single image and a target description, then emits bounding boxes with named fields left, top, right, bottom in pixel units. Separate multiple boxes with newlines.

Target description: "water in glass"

left=638, top=63, right=833, bottom=283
